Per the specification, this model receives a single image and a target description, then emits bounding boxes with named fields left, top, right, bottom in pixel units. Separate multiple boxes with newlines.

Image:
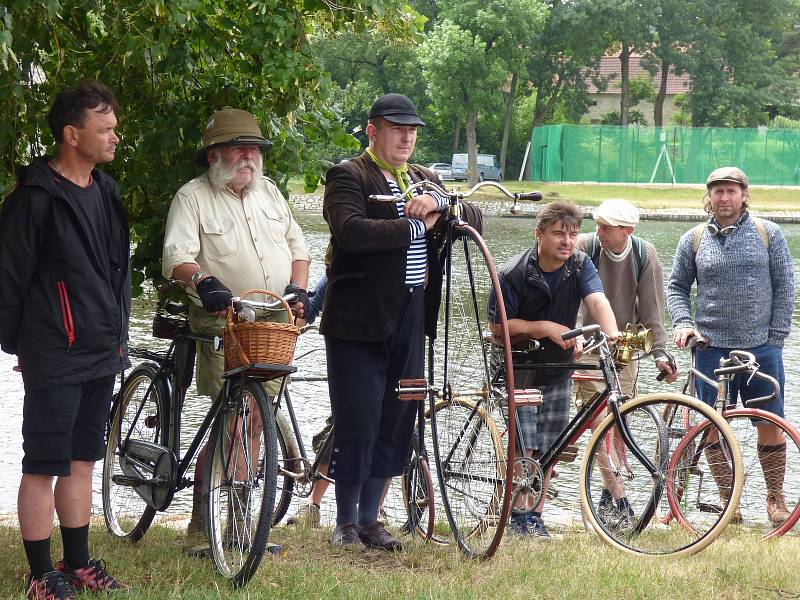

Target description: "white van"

left=451, top=153, right=502, bottom=181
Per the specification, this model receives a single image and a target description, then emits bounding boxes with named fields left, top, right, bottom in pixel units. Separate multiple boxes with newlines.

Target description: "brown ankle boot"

left=704, top=442, right=742, bottom=523
left=758, top=443, right=790, bottom=525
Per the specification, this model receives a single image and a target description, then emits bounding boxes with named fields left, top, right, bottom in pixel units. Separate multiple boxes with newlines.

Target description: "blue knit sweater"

left=667, top=212, right=794, bottom=348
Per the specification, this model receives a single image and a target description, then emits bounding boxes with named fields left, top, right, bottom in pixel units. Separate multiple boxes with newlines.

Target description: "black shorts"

left=22, top=375, right=116, bottom=476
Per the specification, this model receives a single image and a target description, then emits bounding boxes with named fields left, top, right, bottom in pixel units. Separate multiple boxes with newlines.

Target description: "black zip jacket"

left=0, top=157, right=131, bottom=385
left=499, top=246, right=589, bottom=385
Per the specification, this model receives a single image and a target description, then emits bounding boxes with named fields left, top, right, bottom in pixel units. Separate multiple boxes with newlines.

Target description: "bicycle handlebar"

left=689, top=349, right=781, bottom=406
left=561, top=324, right=601, bottom=341
left=368, top=180, right=542, bottom=203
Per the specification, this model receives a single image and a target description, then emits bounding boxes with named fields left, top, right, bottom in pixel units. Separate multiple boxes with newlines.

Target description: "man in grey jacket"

left=667, top=166, right=795, bottom=526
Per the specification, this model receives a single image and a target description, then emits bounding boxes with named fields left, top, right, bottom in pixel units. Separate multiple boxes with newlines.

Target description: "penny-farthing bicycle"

left=371, top=180, right=542, bottom=559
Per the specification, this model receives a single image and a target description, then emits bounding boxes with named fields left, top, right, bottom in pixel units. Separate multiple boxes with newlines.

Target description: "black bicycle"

left=102, top=292, right=294, bottom=586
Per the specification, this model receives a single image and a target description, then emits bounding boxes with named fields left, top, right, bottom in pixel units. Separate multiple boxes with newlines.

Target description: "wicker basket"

left=223, top=289, right=299, bottom=371
left=152, top=311, right=184, bottom=340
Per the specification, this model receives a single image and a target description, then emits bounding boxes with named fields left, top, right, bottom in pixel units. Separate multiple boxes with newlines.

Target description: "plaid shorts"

left=515, top=378, right=572, bottom=453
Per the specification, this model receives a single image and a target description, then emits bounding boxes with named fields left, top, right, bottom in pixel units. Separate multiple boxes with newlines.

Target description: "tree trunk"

left=452, top=115, right=461, bottom=152
left=654, top=59, right=670, bottom=127
left=619, top=43, right=631, bottom=127
left=466, top=110, right=479, bottom=187
left=499, top=71, right=518, bottom=178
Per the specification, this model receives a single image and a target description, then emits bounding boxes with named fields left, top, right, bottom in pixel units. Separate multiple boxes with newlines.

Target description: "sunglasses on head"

left=706, top=222, right=739, bottom=237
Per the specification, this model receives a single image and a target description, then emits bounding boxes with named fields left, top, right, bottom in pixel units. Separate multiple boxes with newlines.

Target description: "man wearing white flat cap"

left=574, top=199, right=678, bottom=524
left=576, top=199, right=677, bottom=392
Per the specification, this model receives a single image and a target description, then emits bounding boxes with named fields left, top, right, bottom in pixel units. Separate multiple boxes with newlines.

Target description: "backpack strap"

left=585, top=233, right=601, bottom=270
left=630, top=235, right=647, bottom=282
left=691, top=223, right=705, bottom=256
left=751, top=216, right=769, bottom=249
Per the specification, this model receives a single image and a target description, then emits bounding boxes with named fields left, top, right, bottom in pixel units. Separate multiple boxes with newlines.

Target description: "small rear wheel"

left=581, top=393, right=743, bottom=556
left=102, top=364, right=168, bottom=541
left=204, top=379, right=277, bottom=587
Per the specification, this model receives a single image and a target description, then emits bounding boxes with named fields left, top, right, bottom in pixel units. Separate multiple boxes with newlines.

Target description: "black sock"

left=356, top=477, right=388, bottom=526
left=60, top=524, right=90, bottom=571
left=23, top=537, right=53, bottom=580
left=335, top=480, right=361, bottom=526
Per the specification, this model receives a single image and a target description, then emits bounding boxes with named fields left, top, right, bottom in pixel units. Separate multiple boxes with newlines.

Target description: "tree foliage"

left=0, top=0, right=421, bottom=294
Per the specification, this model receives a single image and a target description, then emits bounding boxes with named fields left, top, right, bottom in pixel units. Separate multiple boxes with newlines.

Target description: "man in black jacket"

left=491, top=201, right=617, bottom=539
left=0, top=80, right=129, bottom=598
left=322, top=93, right=482, bottom=551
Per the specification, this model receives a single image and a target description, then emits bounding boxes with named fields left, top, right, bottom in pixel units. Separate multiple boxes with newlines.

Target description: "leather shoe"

left=358, top=520, right=402, bottom=551
left=331, top=523, right=364, bottom=549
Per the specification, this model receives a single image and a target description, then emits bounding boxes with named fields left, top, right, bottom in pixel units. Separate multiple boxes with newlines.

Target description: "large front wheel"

left=204, top=380, right=277, bottom=587
left=581, top=393, right=743, bottom=556
left=429, top=224, right=517, bottom=560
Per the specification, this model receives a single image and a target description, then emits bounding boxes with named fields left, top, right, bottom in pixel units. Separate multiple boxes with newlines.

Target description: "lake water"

left=1, top=212, right=799, bottom=524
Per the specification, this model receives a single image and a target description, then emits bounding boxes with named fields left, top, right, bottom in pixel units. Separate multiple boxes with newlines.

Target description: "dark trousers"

left=325, top=285, right=424, bottom=483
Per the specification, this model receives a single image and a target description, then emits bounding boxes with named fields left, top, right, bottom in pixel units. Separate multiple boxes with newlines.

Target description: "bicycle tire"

left=581, top=404, right=669, bottom=534
left=669, top=407, right=800, bottom=539
left=102, top=363, right=169, bottom=541
left=272, top=407, right=298, bottom=525
left=204, top=379, right=277, bottom=587
left=400, top=432, right=436, bottom=541
left=581, top=393, right=743, bottom=556
left=429, top=224, right=516, bottom=560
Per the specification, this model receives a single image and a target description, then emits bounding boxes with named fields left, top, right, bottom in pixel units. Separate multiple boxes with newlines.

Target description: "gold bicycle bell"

left=614, top=323, right=654, bottom=366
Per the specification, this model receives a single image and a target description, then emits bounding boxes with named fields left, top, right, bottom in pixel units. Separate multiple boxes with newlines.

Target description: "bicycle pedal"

left=516, top=389, right=543, bottom=406
left=397, top=378, right=428, bottom=401
left=266, top=542, right=282, bottom=555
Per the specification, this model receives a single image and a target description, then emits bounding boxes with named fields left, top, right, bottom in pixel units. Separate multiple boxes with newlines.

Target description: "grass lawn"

left=5, top=523, right=799, bottom=599
left=288, top=178, right=800, bottom=214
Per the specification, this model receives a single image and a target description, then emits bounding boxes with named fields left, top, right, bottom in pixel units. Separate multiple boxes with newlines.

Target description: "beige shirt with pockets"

left=162, top=173, right=310, bottom=302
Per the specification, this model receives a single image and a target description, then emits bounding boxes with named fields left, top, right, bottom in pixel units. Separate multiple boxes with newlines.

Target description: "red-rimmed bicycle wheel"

left=428, top=223, right=516, bottom=560
left=668, top=407, right=800, bottom=538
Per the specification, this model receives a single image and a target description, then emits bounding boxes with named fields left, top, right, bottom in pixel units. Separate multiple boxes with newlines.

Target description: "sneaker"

left=357, top=521, right=403, bottom=551
left=57, top=559, right=128, bottom=592
left=526, top=515, right=552, bottom=540
left=508, top=511, right=530, bottom=535
left=286, top=503, right=321, bottom=528
left=27, top=571, right=74, bottom=600
left=331, top=523, right=364, bottom=549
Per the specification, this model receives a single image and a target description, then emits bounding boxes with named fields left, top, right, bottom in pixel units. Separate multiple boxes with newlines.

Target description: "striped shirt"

left=386, top=180, right=447, bottom=286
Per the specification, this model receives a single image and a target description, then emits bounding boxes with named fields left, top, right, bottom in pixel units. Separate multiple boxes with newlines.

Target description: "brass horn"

left=614, top=323, right=654, bottom=366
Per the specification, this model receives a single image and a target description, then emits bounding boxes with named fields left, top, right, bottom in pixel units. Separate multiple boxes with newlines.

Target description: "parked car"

left=451, top=153, right=502, bottom=181
left=427, top=162, right=453, bottom=180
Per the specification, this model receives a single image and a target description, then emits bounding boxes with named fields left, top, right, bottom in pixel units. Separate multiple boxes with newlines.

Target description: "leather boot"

left=704, top=442, right=742, bottom=523
left=758, top=443, right=790, bottom=525
left=183, top=485, right=210, bottom=557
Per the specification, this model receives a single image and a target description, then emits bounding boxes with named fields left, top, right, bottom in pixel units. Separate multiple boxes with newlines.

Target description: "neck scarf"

left=366, top=147, right=411, bottom=192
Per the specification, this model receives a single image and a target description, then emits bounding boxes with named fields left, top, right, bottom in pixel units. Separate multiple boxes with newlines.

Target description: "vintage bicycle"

left=270, top=325, right=438, bottom=541
left=663, top=336, right=800, bottom=538
left=489, top=323, right=745, bottom=555
left=102, top=291, right=296, bottom=586
left=370, top=179, right=541, bottom=559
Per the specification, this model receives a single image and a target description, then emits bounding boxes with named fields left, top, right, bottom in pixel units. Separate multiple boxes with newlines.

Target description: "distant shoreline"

left=289, top=194, right=800, bottom=223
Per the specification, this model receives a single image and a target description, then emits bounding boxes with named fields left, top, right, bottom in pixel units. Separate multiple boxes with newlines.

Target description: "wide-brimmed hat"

left=592, top=199, right=640, bottom=227
left=706, top=166, right=749, bottom=189
left=368, top=93, right=425, bottom=126
left=196, top=107, right=272, bottom=166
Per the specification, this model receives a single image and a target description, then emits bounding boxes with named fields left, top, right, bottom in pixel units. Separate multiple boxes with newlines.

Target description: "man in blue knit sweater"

left=667, top=166, right=795, bottom=526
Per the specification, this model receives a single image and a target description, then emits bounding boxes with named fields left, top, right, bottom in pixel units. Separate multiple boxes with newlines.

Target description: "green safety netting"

left=529, top=124, right=800, bottom=186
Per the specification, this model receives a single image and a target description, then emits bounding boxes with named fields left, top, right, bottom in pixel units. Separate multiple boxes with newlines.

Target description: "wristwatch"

left=190, top=270, right=208, bottom=287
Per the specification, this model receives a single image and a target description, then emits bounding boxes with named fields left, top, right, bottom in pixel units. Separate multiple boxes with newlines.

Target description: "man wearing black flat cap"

left=162, top=107, right=310, bottom=556
left=321, top=93, right=483, bottom=550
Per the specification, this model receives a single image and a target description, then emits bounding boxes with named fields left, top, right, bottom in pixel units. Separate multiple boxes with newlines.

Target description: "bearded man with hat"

left=572, top=199, right=677, bottom=527
left=321, top=93, right=483, bottom=550
left=668, top=166, right=795, bottom=526
left=162, top=107, right=310, bottom=555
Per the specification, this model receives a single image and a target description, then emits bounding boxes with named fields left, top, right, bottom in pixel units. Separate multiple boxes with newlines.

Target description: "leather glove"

left=196, top=276, right=233, bottom=313
left=283, top=283, right=309, bottom=309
